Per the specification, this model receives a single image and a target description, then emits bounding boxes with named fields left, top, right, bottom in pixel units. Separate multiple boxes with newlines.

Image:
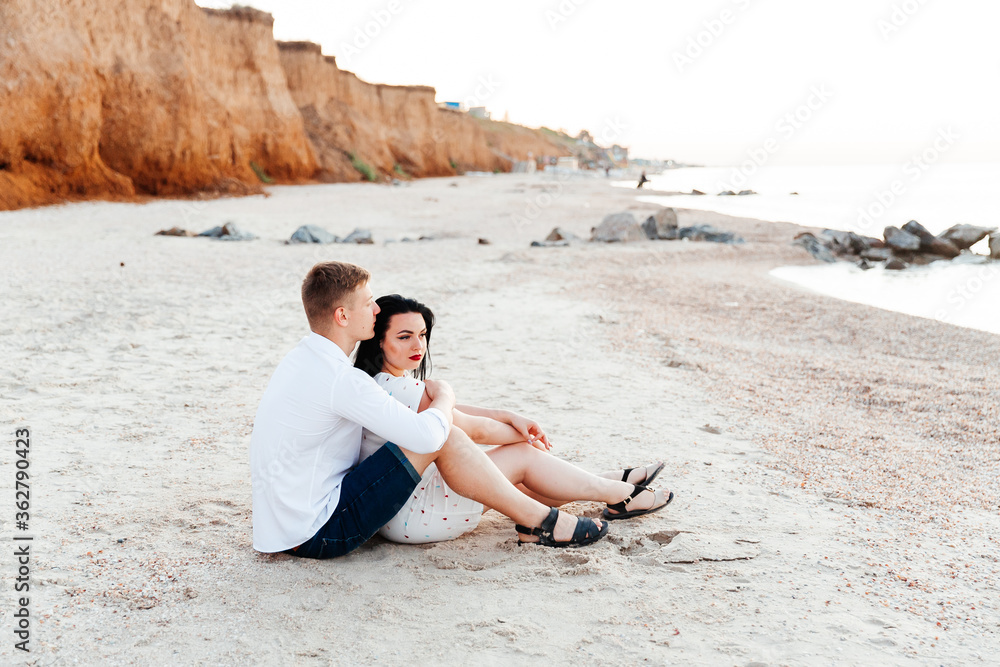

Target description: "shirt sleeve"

left=333, top=370, right=449, bottom=454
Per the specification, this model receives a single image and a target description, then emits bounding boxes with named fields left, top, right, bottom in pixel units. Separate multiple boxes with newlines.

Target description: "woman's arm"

left=452, top=409, right=524, bottom=445
left=417, top=393, right=529, bottom=446
left=456, top=404, right=551, bottom=450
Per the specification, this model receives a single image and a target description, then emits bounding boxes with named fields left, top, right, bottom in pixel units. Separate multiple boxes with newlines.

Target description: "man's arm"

left=333, top=373, right=455, bottom=454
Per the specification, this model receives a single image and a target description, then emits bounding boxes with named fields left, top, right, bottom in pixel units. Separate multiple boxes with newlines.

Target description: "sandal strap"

left=620, top=467, right=636, bottom=483
left=606, top=483, right=648, bottom=513
left=516, top=507, right=559, bottom=538
left=572, top=516, right=602, bottom=542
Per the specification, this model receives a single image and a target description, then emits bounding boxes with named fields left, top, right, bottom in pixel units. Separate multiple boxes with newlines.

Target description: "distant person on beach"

left=250, top=262, right=668, bottom=559
left=352, top=294, right=673, bottom=544
left=637, top=171, right=649, bottom=189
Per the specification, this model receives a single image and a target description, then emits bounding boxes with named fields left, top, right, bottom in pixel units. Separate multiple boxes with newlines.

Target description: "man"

left=250, top=261, right=606, bottom=558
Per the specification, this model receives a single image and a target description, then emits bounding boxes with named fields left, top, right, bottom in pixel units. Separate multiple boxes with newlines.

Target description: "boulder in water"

left=901, top=220, right=959, bottom=258
left=938, top=224, right=996, bottom=250
left=883, top=226, right=920, bottom=252
left=793, top=232, right=836, bottom=263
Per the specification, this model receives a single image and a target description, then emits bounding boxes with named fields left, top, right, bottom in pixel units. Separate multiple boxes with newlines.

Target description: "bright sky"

left=197, top=0, right=1000, bottom=166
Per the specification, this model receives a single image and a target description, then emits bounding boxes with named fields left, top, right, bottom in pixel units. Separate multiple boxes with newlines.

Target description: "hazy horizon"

left=197, top=1, right=1000, bottom=166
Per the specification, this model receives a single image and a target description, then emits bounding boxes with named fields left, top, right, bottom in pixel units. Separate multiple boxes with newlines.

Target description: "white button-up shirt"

left=250, top=332, right=450, bottom=553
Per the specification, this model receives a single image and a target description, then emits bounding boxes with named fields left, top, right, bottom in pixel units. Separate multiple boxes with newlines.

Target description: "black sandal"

left=602, top=484, right=674, bottom=521
left=621, top=462, right=665, bottom=487
left=515, top=507, right=608, bottom=548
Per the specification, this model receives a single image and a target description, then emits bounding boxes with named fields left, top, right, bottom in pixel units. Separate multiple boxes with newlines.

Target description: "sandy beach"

left=2, top=173, right=998, bottom=665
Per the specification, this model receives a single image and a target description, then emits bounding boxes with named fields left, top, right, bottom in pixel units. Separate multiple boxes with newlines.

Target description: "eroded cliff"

left=277, top=41, right=569, bottom=182
left=0, top=1, right=571, bottom=211
left=0, top=1, right=316, bottom=210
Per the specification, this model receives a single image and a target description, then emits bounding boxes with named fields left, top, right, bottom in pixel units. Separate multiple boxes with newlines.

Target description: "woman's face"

left=380, top=311, right=428, bottom=375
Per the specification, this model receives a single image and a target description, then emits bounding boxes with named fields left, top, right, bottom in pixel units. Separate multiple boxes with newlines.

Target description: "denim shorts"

left=288, top=442, right=422, bottom=559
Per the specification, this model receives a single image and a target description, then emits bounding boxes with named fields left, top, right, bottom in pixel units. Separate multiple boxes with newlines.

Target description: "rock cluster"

left=532, top=208, right=744, bottom=246
left=287, top=225, right=373, bottom=244
left=794, top=221, right=997, bottom=270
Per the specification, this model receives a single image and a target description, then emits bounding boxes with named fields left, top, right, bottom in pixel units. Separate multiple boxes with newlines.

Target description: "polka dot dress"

left=360, top=373, right=483, bottom=544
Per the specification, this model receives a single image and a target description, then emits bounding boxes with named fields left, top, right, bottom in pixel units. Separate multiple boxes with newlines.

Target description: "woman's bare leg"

left=487, top=443, right=667, bottom=510
left=596, top=461, right=664, bottom=485
left=401, top=427, right=603, bottom=541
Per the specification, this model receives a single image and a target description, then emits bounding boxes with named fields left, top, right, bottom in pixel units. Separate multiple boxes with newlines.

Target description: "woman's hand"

left=507, top=412, right=551, bottom=451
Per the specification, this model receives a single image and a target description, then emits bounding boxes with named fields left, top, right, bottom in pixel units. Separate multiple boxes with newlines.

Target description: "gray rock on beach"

left=545, top=227, right=583, bottom=243
left=883, top=226, right=921, bottom=252
left=885, top=258, right=908, bottom=270
left=342, top=228, right=374, bottom=244
left=820, top=229, right=877, bottom=256
left=289, top=224, right=339, bottom=244
left=860, top=247, right=892, bottom=262
left=641, top=207, right=679, bottom=240
left=591, top=213, right=646, bottom=243
left=990, top=232, right=1000, bottom=260
left=939, top=224, right=996, bottom=250
left=901, top=220, right=959, bottom=258
left=793, top=232, right=836, bottom=263
left=679, top=225, right=744, bottom=244
left=155, top=226, right=197, bottom=237
left=198, top=222, right=257, bottom=241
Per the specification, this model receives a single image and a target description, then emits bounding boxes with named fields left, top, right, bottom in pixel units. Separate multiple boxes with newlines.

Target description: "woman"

left=354, top=294, right=673, bottom=545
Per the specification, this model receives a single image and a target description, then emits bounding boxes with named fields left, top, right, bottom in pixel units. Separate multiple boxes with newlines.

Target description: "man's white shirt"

left=250, top=332, right=450, bottom=552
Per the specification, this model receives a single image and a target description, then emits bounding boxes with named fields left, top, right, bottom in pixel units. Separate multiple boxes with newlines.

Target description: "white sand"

left=1, top=174, right=997, bottom=664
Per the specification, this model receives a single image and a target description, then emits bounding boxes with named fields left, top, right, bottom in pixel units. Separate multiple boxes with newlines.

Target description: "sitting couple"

left=250, top=261, right=673, bottom=559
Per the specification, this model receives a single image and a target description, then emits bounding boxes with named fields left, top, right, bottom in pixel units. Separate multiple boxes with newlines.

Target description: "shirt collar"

left=304, top=331, right=351, bottom=365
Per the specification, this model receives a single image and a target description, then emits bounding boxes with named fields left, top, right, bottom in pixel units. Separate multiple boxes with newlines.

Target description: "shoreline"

left=2, top=174, right=997, bottom=664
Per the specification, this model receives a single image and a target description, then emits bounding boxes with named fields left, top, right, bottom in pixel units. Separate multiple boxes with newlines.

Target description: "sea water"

left=619, top=163, right=1000, bottom=335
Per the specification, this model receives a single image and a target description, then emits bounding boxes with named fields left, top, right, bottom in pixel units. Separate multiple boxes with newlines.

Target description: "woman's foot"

left=622, top=461, right=665, bottom=486
left=516, top=508, right=608, bottom=547
left=600, top=461, right=665, bottom=487
left=603, top=485, right=673, bottom=520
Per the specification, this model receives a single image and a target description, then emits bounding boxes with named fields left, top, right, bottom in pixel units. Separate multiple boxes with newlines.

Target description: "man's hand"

left=507, top=412, right=551, bottom=451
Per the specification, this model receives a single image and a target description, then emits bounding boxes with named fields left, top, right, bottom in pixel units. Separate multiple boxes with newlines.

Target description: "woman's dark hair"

left=353, top=294, right=435, bottom=380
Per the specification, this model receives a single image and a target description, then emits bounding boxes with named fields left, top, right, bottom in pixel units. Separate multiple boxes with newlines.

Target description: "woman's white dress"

left=359, top=372, right=483, bottom=543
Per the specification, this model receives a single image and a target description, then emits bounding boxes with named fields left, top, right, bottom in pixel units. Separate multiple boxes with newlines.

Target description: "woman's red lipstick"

left=409, top=354, right=422, bottom=361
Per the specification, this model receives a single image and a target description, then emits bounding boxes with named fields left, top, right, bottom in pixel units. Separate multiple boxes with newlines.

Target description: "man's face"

left=344, top=283, right=380, bottom=341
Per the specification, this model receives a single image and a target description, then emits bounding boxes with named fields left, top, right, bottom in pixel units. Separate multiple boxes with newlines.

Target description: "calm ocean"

left=620, top=163, right=1000, bottom=335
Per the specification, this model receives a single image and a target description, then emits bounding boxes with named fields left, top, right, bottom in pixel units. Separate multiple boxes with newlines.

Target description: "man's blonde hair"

left=301, top=261, right=371, bottom=330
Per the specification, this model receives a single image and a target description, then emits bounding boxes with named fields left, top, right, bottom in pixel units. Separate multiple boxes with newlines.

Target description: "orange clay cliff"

left=0, top=0, right=570, bottom=211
